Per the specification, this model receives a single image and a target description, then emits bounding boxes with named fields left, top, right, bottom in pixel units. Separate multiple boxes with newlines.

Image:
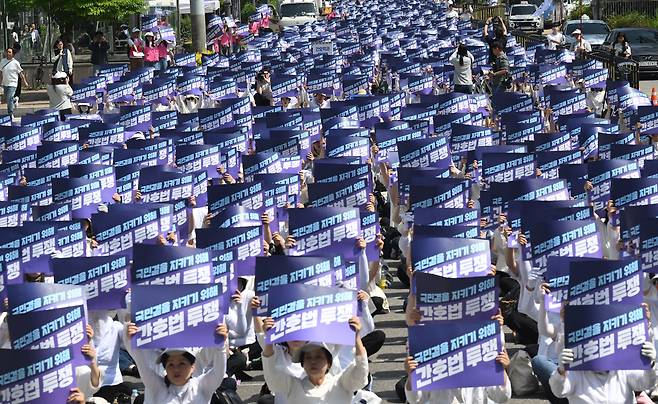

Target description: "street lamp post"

left=190, top=0, right=206, bottom=53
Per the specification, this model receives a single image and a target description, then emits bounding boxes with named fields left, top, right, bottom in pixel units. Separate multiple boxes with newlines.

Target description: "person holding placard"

left=550, top=342, right=658, bottom=403
left=261, top=316, right=369, bottom=403
left=124, top=322, right=229, bottom=404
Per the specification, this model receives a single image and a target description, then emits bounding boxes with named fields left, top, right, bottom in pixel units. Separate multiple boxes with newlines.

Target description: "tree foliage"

left=8, top=0, right=145, bottom=30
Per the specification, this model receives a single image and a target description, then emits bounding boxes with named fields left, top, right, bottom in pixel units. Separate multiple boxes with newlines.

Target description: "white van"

left=279, top=0, right=320, bottom=27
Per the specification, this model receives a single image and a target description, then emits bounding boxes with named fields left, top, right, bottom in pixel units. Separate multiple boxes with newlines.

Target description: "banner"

left=131, top=284, right=224, bottom=348
left=565, top=304, right=649, bottom=371
left=412, top=236, right=490, bottom=278
left=266, top=284, right=357, bottom=345
left=413, top=207, right=480, bottom=227
left=307, top=177, right=369, bottom=208
left=398, top=137, right=451, bottom=168
left=408, top=320, right=503, bottom=390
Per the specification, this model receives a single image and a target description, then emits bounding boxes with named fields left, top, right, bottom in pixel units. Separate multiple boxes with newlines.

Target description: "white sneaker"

left=12, top=97, right=18, bottom=108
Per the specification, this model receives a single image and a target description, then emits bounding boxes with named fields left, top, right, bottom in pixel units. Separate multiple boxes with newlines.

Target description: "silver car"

left=562, top=19, right=611, bottom=49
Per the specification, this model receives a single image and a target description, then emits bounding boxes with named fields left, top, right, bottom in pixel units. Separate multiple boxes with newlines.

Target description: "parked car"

left=507, top=3, right=543, bottom=34
left=601, top=28, right=658, bottom=73
left=562, top=19, right=610, bottom=49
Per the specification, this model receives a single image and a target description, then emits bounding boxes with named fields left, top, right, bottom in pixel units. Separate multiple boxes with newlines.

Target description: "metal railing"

left=584, top=51, right=640, bottom=89
left=511, top=29, right=546, bottom=49
left=597, top=0, right=658, bottom=18
left=472, top=4, right=507, bottom=25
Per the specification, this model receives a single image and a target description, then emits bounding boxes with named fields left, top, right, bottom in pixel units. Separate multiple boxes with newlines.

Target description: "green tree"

left=9, top=0, right=146, bottom=37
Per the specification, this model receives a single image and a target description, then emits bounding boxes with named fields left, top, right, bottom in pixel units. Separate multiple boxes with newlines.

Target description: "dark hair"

left=300, top=346, right=333, bottom=373
left=457, top=44, right=468, bottom=66
left=53, top=39, right=63, bottom=49
left=492, top=41, right=504, bottom=51
left=161, top=351, right=196, bottom=368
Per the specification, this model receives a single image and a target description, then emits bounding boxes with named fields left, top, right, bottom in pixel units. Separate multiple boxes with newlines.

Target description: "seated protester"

left=68, top=388, right=89, bottom=404
left=78, top=339, right=107, bottom=404
left=124, top=322, right=229, bottom=404
left=403, top=312, right=512, bottom=404
left=88, top=310, right=128, bottom=402
left=260, top=316, right=369, bottom=403
left=223, top=277, right=257, bottom=379
left=550, top=342, right=658, bottom=403
left=403, top=351, right=512, bottom=404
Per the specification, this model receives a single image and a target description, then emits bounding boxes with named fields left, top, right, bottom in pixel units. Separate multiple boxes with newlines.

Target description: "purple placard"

left=254, top=255, right=338, bottom=316
left=307, top=177, right=369, bottom=208
left=411, top=236, right=491, bottom=278
left=196, top=226, right=262, bottom=277
left=568, top=258, right=642, bottom=306
left=7, top=305, right=87, bottom=352
left=524, top=219, right=602, bottom=269
left=266, top=284, right=357, bottom=345
left=132, top=244, right=214, bottom=285
left=7, top=283, right=86, bottom=315
left=288, top=207, right=361, bottom=256
left=0, top=347, right=83, bottom=403
left=131, top=283, right=224, bottom=348
left=398, top=137, right=451, bottom=168
left=565, top=304, right=649, bottom=371
left=52, top=255, right=130, bottom=310
left=408, top=320, right=503, bottom=390
left=414, top=272, right=498, bottom=322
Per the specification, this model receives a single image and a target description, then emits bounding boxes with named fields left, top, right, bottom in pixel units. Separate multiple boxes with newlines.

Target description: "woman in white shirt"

left=550, top=342, right=657, bottom=404
left=261, top=316, right=369, bottom=403
left=404, top=349, right=512, bottom=403
left=546, top=26, right=564, bottom=51
left=612, top=32, right=632, bottom=58
left=125, top=322, right=228, bottom=404
left=450, top=44, right=474, bottom=94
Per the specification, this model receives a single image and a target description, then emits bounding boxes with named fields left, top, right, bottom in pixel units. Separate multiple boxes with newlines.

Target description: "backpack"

left=211, top=378, right=244, bottom=404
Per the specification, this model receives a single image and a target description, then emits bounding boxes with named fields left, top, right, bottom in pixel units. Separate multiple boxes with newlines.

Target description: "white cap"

left=132, top=27, right=141, bottom=33
left=291, top=342, right=333, bottom=363
left=156, top=348, right=202, bottom=364
left=572, top=29, right=582, bottom=36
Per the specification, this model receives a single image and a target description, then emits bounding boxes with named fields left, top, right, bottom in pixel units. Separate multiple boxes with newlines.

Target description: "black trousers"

left=362, top=330, right=386, bottom=357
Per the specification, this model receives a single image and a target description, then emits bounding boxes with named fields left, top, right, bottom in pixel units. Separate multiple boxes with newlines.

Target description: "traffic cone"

left=652, top=87, right=658, bottom=106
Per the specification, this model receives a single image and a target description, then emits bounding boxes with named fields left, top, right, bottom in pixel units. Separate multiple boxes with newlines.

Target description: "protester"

left=571, top=28, right=592, bottom=58
left=546, top=25, right=564, bottom=51
left=450, top=43, right=474, bottom=94
left=46, top=71, right=73, bottom=120
left=125, top=322, right=229, bottom=403
left=52, top=38, right=73, bottom=81
left=156, top=35, right=172, bottom=72
left=613, top=32, right=632, bottom=58
left=0, top=47, right=28, bottom=117
left=261, top=316, right=369, bottom=403
left=483, top=15, right=508, bottom=62
left=489, top=41, right=510, bottom=93
left=89, top=31, right=110, bottom=76
left=128, top=28, right=145, bottom=71
left=143, top=32, right=160, bottom=69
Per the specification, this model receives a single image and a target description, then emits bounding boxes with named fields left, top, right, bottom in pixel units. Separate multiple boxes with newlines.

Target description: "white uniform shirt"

left=549, top=368, right=658, bottom=404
